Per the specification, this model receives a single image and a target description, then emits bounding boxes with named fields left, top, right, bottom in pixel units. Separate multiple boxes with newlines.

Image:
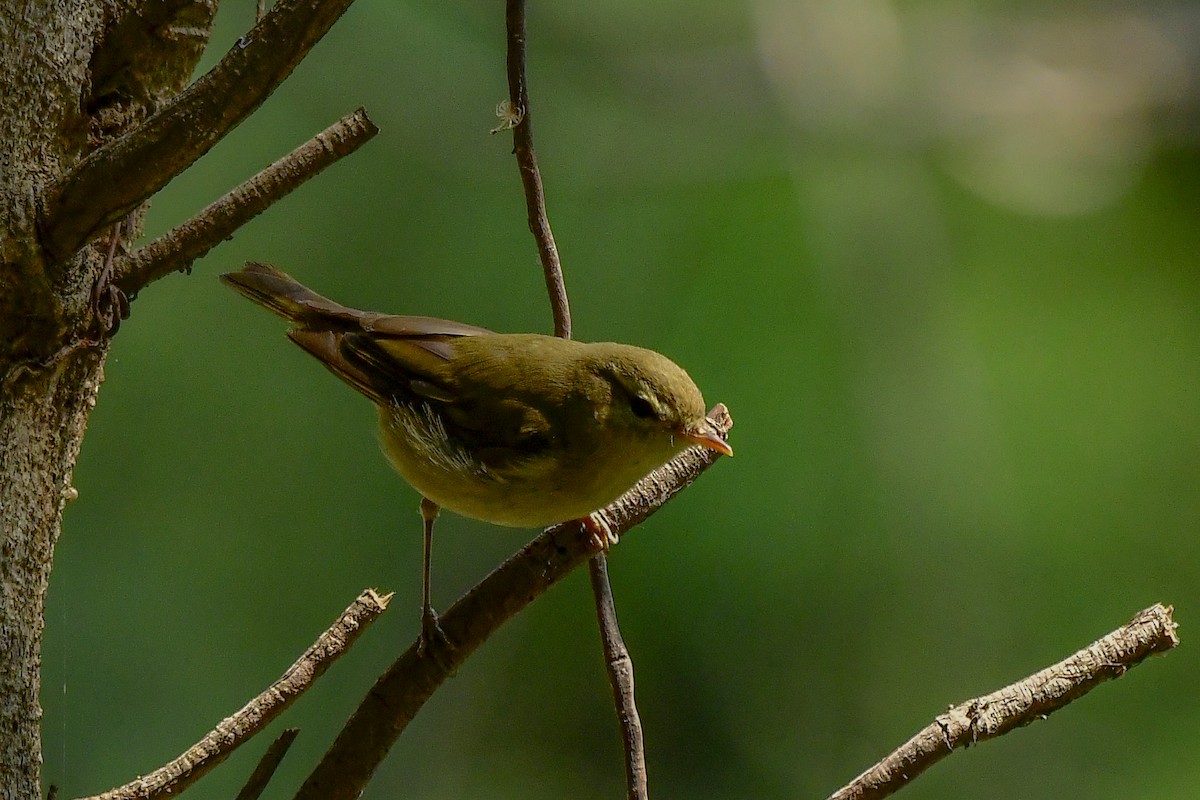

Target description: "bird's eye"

left=629, top=395, right=657, bottom=419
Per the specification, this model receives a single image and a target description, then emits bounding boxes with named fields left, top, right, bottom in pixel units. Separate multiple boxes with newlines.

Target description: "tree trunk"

left=0, top=351, right=106, bottom=797
left=0, top=2, right=211, bottom=794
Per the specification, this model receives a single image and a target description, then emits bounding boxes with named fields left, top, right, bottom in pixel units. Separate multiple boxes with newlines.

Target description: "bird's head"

left=590, top=344, right=732, bottom=466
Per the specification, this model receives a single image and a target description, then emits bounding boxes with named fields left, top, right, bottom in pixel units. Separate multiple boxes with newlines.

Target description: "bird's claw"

left=583, top=512, right=619, bottom=552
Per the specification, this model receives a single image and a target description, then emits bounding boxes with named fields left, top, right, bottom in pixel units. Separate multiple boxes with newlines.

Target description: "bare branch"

left=827, top=603, right=1180, bottom=800
left=115, top=108, right=379, bottom=295
left=40, top=0, right=361, bottom=263
left=504, top=0, right=570, bottom=340
left=292, top=406, right=733, bottom=800
left=77, top=589, right=391, bottom=800
left=234, top=728, right=300, bottom=800
left=501, top=5, right=648, bottom=793
left=589, top=555, right=649, bottom=800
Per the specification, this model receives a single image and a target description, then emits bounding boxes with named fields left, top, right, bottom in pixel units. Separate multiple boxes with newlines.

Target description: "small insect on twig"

left=489, top=99, right=525, bottom=134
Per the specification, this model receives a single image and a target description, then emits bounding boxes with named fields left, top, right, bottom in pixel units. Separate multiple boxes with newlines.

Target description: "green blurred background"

left=42, top=1, right=1199, bottom=798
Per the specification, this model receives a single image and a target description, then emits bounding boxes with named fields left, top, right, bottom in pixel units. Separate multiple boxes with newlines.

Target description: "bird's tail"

left=220, top=262, right=372, bottom=329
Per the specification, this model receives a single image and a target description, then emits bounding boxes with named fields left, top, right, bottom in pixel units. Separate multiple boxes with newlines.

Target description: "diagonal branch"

left=40, top=0, right=362, bottom=264
left=234, top=728, right=301, bottom=800
left=75, top=589, right=391, bottom=800
left=292, top=405, right=734, bottom=800
left=115, top=108, right=378, bottom=296
left=827, top=603, right=1180, bottom=800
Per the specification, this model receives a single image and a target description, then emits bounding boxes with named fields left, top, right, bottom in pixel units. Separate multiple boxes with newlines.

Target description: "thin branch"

left=504, top=0, right=570, bottom=340
left=292, top=405, right=733, bottom=800
left=827, top=603, right=1180, bottom=800
left=115, top=108, right=379, bottom=295
left=40, top=0, right=362, bottom=263
left=589, top=555, right=649, bottom=800
left=76, top=589, right=391, bottom=800
left=234, top=728, right=300, bottom=800
left=503, top=5, right=648, bottom=795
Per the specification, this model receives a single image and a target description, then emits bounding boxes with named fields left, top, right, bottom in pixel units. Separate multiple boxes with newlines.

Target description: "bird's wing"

left=344, top=334, right=556, bottom=471
left=339, top=333, right=460, bottom=404
left=363, top=314, right=496, bottom=340
left=224, top=262, right=553, bottom=470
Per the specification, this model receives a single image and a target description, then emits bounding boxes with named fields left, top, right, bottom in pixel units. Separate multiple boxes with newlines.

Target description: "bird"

left=221, top=262, right=731, bottom=649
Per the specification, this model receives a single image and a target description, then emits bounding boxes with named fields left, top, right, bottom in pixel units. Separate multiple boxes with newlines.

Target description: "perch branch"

left=827, top=603, right=1179, bottom=800
left=40, top=0, right=361, bottom=263
left=292, top=406, right=733, bottom=800
left=589, top=555, right=649, bottom=800
left=234, top=728, right=300, bottom=800
left=115, top=108, right=378, bottom=295
left=76, top=589, right=391, bottom=800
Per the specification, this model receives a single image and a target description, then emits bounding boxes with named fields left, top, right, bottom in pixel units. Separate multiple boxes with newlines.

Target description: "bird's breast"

left=374, top=400, right=658, bottom=528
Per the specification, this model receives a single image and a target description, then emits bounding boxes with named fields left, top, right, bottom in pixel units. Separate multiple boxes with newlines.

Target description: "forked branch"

left=115, top=108, right=378, bottom=295
left=41, top=0, right=362, bottom=263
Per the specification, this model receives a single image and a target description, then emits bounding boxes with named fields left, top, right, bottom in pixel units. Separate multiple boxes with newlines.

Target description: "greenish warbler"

left=221, top=262, right=731, bottom=645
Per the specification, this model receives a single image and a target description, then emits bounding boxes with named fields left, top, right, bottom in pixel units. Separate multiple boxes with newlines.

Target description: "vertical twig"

left=589, top=556, right=649, bottom=799
left=502, top=2, right=647, bottom=797
left=504, top=0, right=570, bottom=341
left=587, top=547, right=650, bottom=800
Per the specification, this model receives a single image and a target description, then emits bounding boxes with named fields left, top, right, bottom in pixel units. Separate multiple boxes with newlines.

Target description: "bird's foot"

left=583, top=512, right=619, bottom=552
left=417, top=606, right=452, bottom=656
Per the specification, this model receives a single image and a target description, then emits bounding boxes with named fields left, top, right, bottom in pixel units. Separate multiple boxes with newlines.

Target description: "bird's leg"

left=417, top=497, right=449, bottom=653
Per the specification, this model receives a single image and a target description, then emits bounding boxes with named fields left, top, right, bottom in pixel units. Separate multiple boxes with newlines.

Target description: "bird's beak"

left=681, top=420, right=733, bottom=457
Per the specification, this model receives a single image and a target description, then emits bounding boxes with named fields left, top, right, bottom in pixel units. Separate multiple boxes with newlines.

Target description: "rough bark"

left=0, top=2, right=213, bottom=796
left=0, top=350, right=105, bottom=797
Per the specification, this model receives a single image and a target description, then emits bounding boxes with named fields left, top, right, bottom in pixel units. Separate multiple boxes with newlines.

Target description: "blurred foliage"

left=42, top=1, right=1199, bottom=799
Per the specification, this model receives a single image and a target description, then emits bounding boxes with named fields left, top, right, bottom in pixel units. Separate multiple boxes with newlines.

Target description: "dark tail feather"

left=220, top=263, right=370, bottom=328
